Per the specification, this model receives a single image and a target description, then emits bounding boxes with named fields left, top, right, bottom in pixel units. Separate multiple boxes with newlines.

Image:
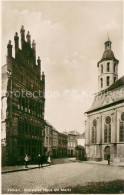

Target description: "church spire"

left=104, top=36, right=112, bottom=50
left=97, top=38, right=119, bottom=92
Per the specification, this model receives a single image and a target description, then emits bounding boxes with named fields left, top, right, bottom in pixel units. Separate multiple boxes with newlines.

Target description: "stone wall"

left=85, top=102, right=124, bottom=161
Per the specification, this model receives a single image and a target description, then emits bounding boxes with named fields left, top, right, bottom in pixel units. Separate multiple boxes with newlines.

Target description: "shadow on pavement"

left=51, top=158, right=75, bottom=165
left=41, top=180, right=124, bottom=194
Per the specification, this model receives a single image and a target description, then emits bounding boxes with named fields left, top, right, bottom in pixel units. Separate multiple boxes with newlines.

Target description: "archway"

left=104, top=146, right=110, bottom=160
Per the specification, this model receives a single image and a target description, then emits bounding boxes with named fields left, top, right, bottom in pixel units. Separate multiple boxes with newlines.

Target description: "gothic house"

left=2, top=26, right=45, bottom=165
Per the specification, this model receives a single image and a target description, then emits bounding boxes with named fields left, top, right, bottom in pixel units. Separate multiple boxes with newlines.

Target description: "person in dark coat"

left=24, top=154, right=29, bottom=168
left=107, top=153, right=110, bottom=165
left=37, top=154, right=42, bottom=168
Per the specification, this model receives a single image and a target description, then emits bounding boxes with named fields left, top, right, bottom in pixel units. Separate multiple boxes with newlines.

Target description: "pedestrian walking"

left=47, top=155, right=51, bottom=165
left=37, top=154, right=43, bottom=168
left=24, top=154, right=29, bottom=168
left=107, top=153, right=110, bottom=165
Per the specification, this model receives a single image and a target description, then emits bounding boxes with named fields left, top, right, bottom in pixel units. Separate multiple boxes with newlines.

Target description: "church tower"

left=97, top=37, right=119, bottom=91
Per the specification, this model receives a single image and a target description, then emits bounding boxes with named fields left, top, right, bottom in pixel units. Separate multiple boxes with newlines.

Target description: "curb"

left=70, top=160, right=124, bottom=167
left=2, top=164, right=50, bottom=174
left=86, top=162, right=124, bottom=167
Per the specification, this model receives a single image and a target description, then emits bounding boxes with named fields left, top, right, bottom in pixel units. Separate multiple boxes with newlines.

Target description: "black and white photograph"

left=1, top=0, right=124, bottom=194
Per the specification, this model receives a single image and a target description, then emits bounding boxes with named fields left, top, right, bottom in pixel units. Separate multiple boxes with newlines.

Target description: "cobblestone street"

left=2, top=159, right=124, bottom=194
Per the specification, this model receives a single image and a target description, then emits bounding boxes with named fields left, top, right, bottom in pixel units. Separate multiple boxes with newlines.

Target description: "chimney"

left=7, top=40, right=13, bottom=57
left=26, top=31, right=31, bottom=46
left=20, top=25, right=25, bottom=49
left=14, top=32, right=19, bottom=58
left=32, top=40, right=36, bottom=63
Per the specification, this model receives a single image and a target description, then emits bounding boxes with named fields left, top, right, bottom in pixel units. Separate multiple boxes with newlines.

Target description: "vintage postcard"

left=1, top=0, right=124, bottom=194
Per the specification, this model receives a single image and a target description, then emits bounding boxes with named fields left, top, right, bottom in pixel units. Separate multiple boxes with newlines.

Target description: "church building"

left=85, top=38, right=124, bottom=163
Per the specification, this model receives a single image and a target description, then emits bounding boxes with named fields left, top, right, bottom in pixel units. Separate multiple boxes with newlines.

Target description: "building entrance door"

left=104, top=146, right=110, bottom=160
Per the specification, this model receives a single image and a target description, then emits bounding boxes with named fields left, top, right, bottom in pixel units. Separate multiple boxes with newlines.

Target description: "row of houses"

left=44, top=120, right=85, bottom=158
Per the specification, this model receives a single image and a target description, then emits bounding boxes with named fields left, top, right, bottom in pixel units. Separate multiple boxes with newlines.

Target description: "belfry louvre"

left=1, top=26, right=45, bottom=165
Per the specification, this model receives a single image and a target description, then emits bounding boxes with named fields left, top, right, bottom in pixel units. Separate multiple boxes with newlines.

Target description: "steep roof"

left=85, top=76, right=124, bottom=114
left=102, top=49, right=114, bottom=60
left=44, top=120, right=58, bottom=132
left=69, top=130, right=81, bottom=136
left=44, top=120, right=52, bottom=127
left=105, top=76, right=124, bottom=92
left=98, top=49, right=119, bottom=65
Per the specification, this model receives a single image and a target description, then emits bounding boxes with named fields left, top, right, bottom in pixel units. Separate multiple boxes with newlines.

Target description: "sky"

left=2, top=1, right=123, bottom=133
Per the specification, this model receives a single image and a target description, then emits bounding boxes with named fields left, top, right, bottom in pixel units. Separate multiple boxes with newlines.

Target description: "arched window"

left=106, top=76, right=110, bottom=86
left=120, top=112, right=124, bottom=142
left=107, top=62, right=110, bottom=72
left=101, top=65, right=103, bottom=74
left=100, top=78, right=103, bottom=88
left=104, top=124, right=107, bottom=143
left=92, top=127, right=95, bottom=143
left=104, top=116, right=111, bottom=143
left=92, top=119, right=97, bottom=143
left=114, top=63, right=116, bottom=73
left=108, top=124, right=111, bottom=142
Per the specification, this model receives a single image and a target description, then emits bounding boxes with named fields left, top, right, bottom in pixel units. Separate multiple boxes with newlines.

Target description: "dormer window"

left=107, top=62, right=110, bottom=72
left=101, top=65, right=103, bottom=74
